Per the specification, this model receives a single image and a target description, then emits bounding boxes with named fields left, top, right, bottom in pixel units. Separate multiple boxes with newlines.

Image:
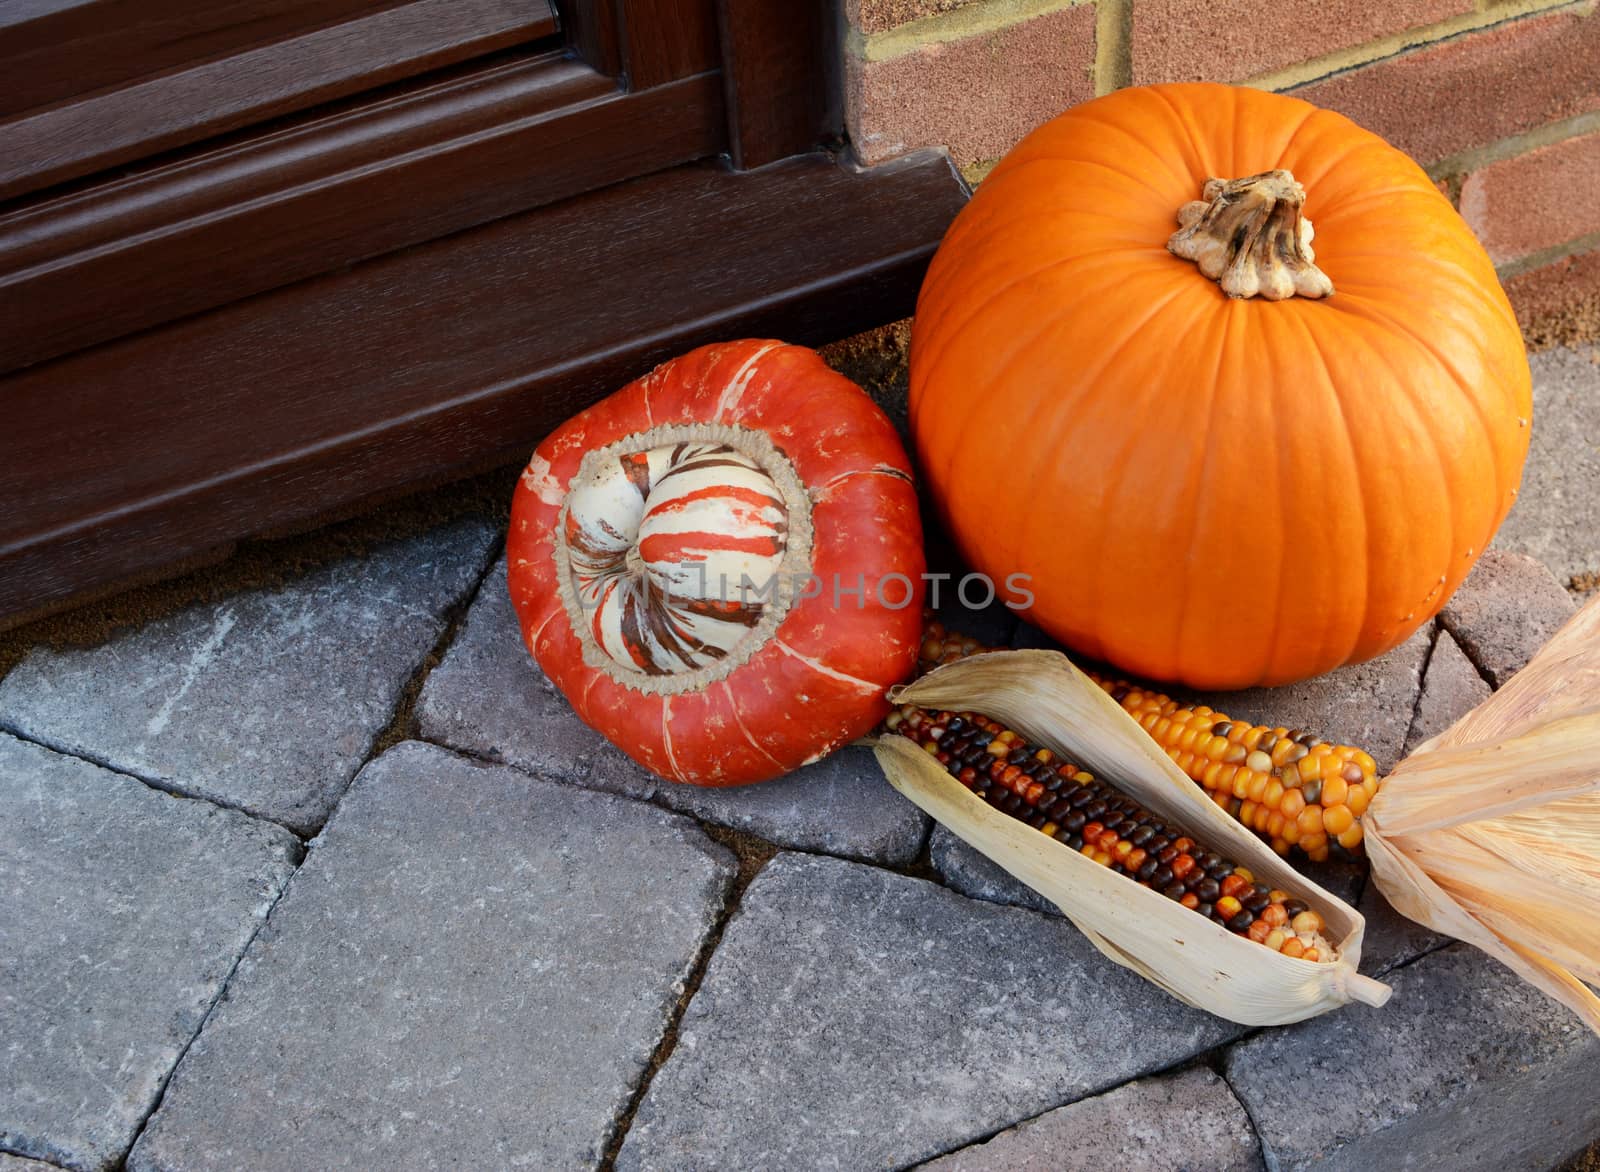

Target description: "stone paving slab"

left=0, top=520, right=497, bottom=834
left=1226, top=943, right=1600, bottom=1171
left=927, top=823, right=1060, bottom=917
left=1358, top=883, right=1450, bottom=979
left=0, top=1154, right=65, bottom=1171
left=1403, top=629, right=1492, bottom=755
left=616, top=852, right=1241, bottom=1171
left=608, top=745, right=928, bottom=866
left=128, top=741, right=734, bottom=1172
left=419, top=558, right=929, bottom=864
left=416, top=557, right=632, bottom=792
left=1493, top=345, right=1600, bottom=590
left=919, top=1067, right=1263, bottom=1171
left=0, top=735, right=300, bottom=1172
left=1440, top=549, right=1577, bottom=688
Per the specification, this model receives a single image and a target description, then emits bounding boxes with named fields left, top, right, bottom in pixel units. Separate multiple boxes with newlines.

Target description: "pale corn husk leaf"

left=1362, top=709, right=1600, bottom=834
left=878, top=650, right=1390, bottom=1027
left=1369, top=593, right=1600, bottom=1034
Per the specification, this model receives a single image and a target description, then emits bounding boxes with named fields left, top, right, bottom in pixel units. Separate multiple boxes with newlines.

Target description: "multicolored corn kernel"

left=916, top=620, right=1380, bottom=862
left=885, top=705, right=1333, bottom=962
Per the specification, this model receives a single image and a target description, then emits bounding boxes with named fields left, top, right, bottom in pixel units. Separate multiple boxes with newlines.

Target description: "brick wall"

left=842, top=0, right=1600, bottom=339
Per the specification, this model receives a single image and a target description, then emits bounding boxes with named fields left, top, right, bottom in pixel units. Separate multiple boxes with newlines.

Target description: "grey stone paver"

left=1493, top=345, right=1600, bottom=591
left=128, top=741, right=734, bottom=1172
left=0, top=1154, right=67, bottom=1171
left=1297, top=856, right=1368, bottom=907
left=416, top=557, right=638, bottom=793
left=420, top=558, right=929, bottom=863
left=1358, top=882, right=1449, bottom=979
left=1225, top=943, right=1600, bottom=1171
left=0, top=735, right=300, bottom=1172
left=1404, top=629, right=1492, bottom=755
left=616, top=852, right=1241, bottom=1171
left=927, top=823, right=1059, bottom=916
left=919, top=1067, right=1263, bottom=1171
left=1440, top=549, right=1577, bottom=688
left=0, top=520, right=497, bottom=834
left=614, top=745, right=928, bottom=866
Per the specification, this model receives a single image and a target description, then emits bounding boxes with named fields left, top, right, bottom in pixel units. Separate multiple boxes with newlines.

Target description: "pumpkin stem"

left=1167, top=170, right=1334, bottom=301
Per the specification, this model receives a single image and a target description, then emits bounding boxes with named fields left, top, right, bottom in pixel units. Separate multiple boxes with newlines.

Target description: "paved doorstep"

left=127, top=741, right=734, bottom=1172
left=0, top=735, right=300, bottom=1172
left=919, top=1067, right=1263, bottom=1172
left=1226, top=944, right=1600, bottom=1172
left=419, top=558, right=929, bottom=864
left=616, top=853, right=1241, bottom=1171
left=0, top=520, right=498, bottom=834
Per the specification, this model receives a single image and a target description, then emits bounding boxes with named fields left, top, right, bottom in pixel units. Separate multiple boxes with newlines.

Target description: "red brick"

left=846, top=0, right=982, bottom=35
left=1460, top=130, right=1600, bottom=262
left=1294, top=9, right=1600, bottom=166
left=845, top=4, right=1096, bottom=167
left=1130, top=0, right=1472, bottom=85
left=1503, top=246, right=1600, bottom=349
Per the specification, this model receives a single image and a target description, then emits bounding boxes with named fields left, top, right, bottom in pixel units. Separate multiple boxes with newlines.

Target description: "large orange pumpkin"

left=508, top=340, right=924, bottom=784
left=910, top=83, right=1532, bottom=689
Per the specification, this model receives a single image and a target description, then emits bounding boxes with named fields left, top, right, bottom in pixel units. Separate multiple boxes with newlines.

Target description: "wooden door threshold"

left=0, top=150, right=968, bottom=625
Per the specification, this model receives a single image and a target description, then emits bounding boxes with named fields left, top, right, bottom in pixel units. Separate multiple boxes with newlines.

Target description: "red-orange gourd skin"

left=910, top=83, right=1532, bottom=689
left=507, top=340, right=925, bottom=785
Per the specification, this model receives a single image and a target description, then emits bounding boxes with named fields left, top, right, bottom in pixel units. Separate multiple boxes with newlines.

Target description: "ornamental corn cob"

left=886, top=704, right=1333, bottom=960
left=917, top=620, right=1379, bottom=862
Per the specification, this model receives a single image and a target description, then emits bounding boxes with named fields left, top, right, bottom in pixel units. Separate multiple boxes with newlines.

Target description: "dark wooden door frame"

left=0, top=0, right=563, bottom=201
left=552, top=0, right=840, bottom=167
left=0, top=0, right=967, bottom=627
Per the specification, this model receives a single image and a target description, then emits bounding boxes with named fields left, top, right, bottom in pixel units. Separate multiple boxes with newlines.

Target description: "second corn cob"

left=917, top=620, right=1380, bottom=862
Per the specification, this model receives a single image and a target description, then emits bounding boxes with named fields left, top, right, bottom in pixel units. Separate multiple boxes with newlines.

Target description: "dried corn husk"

left=1366, top=593, right=1600, bottom=1033
left=876, top=650, right=1392, bottom=1026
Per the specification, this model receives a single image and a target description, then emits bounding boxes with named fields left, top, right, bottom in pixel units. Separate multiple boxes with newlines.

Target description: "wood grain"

left=554, top=0, right=622, bottom=76
left=619, top=0, right=720, bottom=88
left=0, top=0, right=405, bottom=117
left=716, top=0, right=838, bottom=168
left=0, top=152, right=968, bottom=623
left=0, top=56, right=725, bottom=372
left=0, top=0, right=558, bottom=201
left=534, top=0, right=720, bottom=90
